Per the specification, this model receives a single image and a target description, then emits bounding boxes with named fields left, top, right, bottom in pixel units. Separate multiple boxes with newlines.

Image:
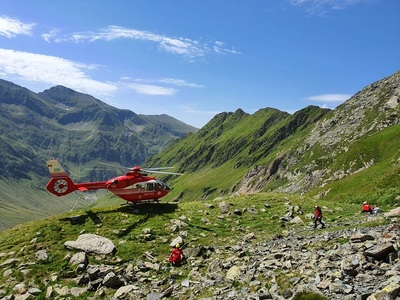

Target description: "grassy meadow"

left=0, top=191, right=391, bottom=299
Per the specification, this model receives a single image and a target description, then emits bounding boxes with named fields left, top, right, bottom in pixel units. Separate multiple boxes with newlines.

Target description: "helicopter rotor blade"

left=84, top=168, right=119, bottom=171
left=97, top=162, right=183, bottom=175
left=98, top=162, right=126, bottom=168
left=142, top=169, right=184, bottom=176
left=144, top=167, right=175, bottom=171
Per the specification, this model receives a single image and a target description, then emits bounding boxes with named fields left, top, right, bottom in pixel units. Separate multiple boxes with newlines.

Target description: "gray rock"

left=70, top=287, right=87, bottom=297
left=290, top=216, right=304, bottom=225
left=226, top=266, right=241, bottom=280
left=219, top=201, right=229, bottom=214
left=0, top=258, right=20, bottom=267
left=27, top=287, right=42, bottom=296
left=102, top=272, right=124, bottom=289
left=114, top=285, right=136, bottom=299
left=69, top=251, right=88, bottom=266
left=64, top=234, right=116, bottom=255
left=169, top=236, right=184, bottom=248
left=350, top=233, right=375, bottom=243
left=35, top=250, right=49, bottom=261
left=363, top=242, right=395, bottom=260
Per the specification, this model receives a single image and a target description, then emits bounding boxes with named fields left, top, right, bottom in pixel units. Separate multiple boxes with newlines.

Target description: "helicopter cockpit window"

left=146, top=182, right=155, bottom=191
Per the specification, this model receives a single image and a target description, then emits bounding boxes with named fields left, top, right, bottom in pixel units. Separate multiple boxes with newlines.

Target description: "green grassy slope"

left=307, top=123, right=400, bottom=205
left=146, top=106, right=330, bottom=202
left=144, top=70, right=400, bottom=207
left=157, top=121, right=400, bottom=209
left=0, top=192, right=391, bottom=299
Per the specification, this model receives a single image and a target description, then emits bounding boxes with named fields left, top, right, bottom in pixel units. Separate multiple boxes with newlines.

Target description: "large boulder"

left=384, top=207, right=400, bottom=217
left=64, top=234, right=116, bottom=255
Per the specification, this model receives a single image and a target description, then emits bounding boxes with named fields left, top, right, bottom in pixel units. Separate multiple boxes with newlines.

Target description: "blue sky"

left=0, top=0, right=399, bottom=128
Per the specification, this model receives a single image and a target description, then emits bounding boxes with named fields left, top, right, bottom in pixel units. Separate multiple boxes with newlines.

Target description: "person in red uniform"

left=362, top=202, right=373, bottom=214
left=169, top=244, right=185, bottom=266
left=314, top=205, right=326, bottom=229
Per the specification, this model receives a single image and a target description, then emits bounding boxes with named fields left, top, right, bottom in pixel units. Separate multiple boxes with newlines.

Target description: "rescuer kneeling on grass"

left=169, top=244, right=185, bottom=266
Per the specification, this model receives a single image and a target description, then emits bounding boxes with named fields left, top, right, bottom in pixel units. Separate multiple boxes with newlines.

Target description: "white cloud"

left=127, top=83, right=178, bottom=96
left=213, top=41, right=241, bottom=55
left=180, top=104, right=221, bottom=115
left=0, top=16, right=35, bottom=38
left=0, top=48, right=117, bottom=97
left=157, top=78, right=204, bottom=88
left=121, top=77, right=203, bottom=95
left=289, top=0, right=373, bottom=15
left=41, top=28, right=59, bottom=43
left=52, top=25, right=238, bottom=59
left=306, top=93, right=351, bottom=102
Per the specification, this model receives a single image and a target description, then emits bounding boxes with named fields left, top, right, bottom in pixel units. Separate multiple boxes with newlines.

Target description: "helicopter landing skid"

left=120, top=199, right=160, bottom=206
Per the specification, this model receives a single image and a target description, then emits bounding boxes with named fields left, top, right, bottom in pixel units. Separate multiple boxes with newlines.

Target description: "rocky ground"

left=1, top=207, right=400, bottom=300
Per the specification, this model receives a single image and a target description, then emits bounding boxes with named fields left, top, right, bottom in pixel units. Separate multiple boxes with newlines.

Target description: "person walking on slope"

left=169, top=244, right=185, bottom=266
left=314, top=205, right=326, bottom=229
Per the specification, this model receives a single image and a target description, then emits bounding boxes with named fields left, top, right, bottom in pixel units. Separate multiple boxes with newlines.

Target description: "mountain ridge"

left=146, top=70, right=400, bottom=205
left=0, top=79, right=197, bottom=178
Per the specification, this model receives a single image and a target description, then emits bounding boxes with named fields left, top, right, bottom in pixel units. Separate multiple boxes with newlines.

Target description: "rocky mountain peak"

left=236, top=71, right=400, bottom=195
left=307, top=71, right=400, bottom=149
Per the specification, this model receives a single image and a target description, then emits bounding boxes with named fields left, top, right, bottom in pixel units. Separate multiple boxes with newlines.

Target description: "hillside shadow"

left=59, top=210, right=102, bottom=225
left=95, top=203, right=179, bottom=237
left=59, top=215, right=88, bottom=225
left=116, top=214, right=151, bottom=238
left=106, top=203, right=179, bottom=238
left=59, top=203, right=178, bottom=227
left=86, top=210, right=102, bottom=224
left=114, top=202, right=179, bottom=215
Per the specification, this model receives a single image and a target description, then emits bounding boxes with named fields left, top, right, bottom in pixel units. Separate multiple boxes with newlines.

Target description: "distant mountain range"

left=0, top=79, right=197, bottom=230
left=0, top=80, right=197, bottom=180
left=1, top=71, right=399, bottom=231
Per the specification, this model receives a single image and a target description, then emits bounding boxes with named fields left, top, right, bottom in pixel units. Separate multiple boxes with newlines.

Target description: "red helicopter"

left=46, top=159, right=182, bottom=203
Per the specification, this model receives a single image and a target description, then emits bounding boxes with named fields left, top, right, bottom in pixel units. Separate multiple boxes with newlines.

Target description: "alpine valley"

left=0, top=71, right=400, bottom=299
left=1, top=71, right=400, bottom=230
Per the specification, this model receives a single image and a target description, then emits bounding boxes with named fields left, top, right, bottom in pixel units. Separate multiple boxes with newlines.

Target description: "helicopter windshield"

left=144, top=180, right=170, bottom=191
left=159, top=181, right=170, bottom=191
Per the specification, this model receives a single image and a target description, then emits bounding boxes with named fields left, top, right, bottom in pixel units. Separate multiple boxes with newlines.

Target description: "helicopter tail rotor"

left=46, top=159, right=77, bottom=196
